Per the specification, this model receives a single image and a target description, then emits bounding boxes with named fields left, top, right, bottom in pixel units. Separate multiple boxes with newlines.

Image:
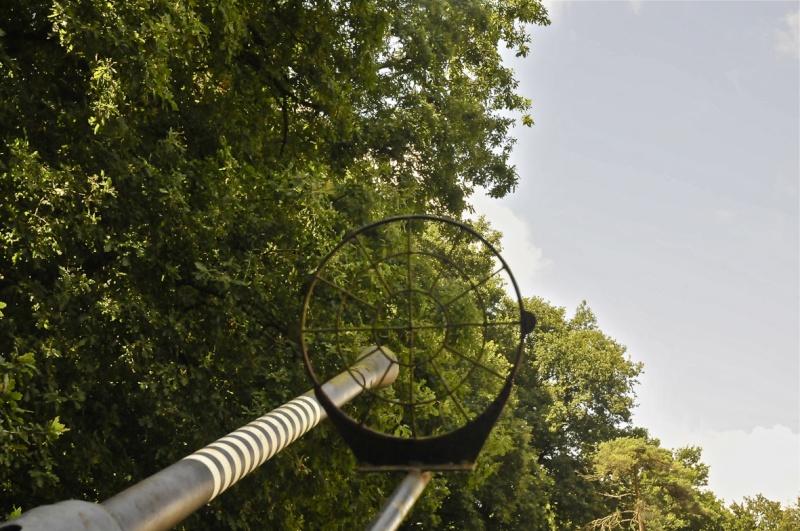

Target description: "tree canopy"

left=585, top=437, right=730, bottom=531
left=729, top=495, right=800, bottom=531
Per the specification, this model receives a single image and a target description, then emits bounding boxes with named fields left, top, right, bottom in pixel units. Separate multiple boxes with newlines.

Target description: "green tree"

left=586, top=437, right=728, bottom=531
left=729, top=495, right=800, bottom=531
left=1, top=0, right=550, bottom=527
left=430, top=295, right=644, bottom=530
left=514, top=298, right=644, bottom=529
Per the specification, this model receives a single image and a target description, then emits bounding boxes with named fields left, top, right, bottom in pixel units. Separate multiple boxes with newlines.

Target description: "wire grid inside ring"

left=301, top=216, right=525, bottom=439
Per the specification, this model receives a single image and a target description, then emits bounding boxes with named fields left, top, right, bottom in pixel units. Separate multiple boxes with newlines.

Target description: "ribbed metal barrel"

left=2, top=346, right=398, bottom=531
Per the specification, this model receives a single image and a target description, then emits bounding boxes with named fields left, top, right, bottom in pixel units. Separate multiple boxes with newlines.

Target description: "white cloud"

left=540, top=0, right=563, bottom=21
left=539, top=0, right=576, bottom=23
left=775, top=173, right=798, bottom=198
left=713, top=208, right=735, bottom=224
left=644, top=421, right=800, bottom=504
left=725, top=68, right=749, bottom=95
left=542, top=0, right=643, bottom=17
left=468, top=190, right=550, bottom=298
left=696, top=425, right=799, bottom=505
left=775, top=9, right=799, bottom=59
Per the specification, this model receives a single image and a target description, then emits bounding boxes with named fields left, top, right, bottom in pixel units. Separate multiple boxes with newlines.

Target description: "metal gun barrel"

left=1, top=346, right=398, bottom=531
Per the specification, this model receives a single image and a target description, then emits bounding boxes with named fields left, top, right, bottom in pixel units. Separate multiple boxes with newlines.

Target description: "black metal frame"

left=300, top=215, right=535, bottom=471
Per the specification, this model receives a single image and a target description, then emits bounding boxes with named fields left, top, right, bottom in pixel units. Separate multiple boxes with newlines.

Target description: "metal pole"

left=365, top=470, right=432, bottom=531
left=2, top=346, right=398, bottom=531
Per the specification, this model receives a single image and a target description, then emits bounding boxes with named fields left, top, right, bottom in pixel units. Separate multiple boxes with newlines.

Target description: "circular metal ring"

left=300, top=215, right=530, bottom=440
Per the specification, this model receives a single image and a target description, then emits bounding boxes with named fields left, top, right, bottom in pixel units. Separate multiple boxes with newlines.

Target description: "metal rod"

left=365, top=470, right=432, bottom=531
left=2, top=346, right=398, bottom=531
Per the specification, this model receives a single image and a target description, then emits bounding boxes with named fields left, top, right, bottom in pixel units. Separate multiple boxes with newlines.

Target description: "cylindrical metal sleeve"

left=365, top=470, right=432, bottom=531
left=4, top=346, right=397, bottom=531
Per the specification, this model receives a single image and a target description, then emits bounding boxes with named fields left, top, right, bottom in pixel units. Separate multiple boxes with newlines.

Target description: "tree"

left=586, top=437, right=728, bottom=531
left=428, top=294, right=644, bottom=530
left=729, top=495, right=800, bottom=531
left=432, top=411, right=557, bottom=531
left=1, top=0, right=551, bottom=527
left=512, top=298, right=644, bottom=529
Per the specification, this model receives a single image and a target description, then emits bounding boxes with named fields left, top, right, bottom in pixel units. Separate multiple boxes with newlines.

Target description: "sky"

left=471, top=1, right=800, bottom=505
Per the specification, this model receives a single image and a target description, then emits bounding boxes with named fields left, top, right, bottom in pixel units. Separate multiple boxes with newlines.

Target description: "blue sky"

left=472, top=1, right=799, bottom=504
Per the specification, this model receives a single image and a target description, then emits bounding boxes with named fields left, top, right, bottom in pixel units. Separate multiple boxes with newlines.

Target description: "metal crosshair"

left=300, top=215, right=535, bottom=471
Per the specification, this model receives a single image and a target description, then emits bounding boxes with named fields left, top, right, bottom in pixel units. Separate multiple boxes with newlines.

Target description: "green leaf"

left=49, top=417, right=69, bottom=438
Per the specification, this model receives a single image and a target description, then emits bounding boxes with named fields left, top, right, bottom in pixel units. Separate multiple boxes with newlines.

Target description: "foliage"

left=0, top=0, right=551, bottom=527
left=729, top=495, right=800, bottom=531
left=510, top=298, right=644, bottom=529
left=427, top=295, right=645, bottom=530
left=586, top=437, right=729, bottom=531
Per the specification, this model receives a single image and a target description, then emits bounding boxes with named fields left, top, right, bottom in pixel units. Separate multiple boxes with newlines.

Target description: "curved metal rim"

left=299, top=214, right=529, bottom=440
